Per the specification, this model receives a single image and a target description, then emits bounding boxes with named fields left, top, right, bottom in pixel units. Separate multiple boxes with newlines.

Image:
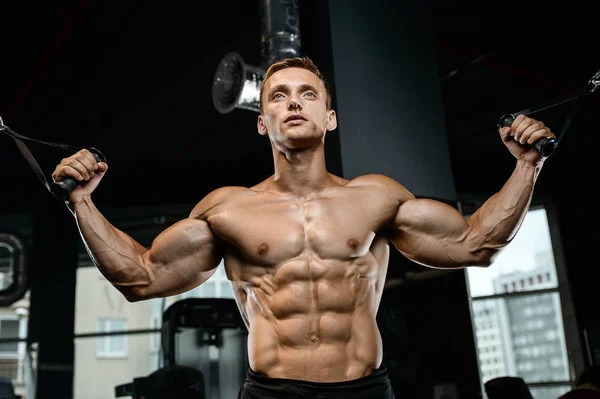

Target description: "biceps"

left=389, top=199, right=483, bottom=268
left=146, top=218, right=223, bottom=269
left=139, top=218, right=223, bottom=298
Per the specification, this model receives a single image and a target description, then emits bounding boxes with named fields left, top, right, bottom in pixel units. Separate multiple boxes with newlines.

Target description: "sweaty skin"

left=52, top=65, right=553, bottom=383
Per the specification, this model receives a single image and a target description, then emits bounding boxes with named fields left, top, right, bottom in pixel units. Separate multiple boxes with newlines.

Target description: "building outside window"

left=466, top=207, right=575, bottom=399
left=74, top=257, right=239, bottom=399
left=96, top=319, right=127, bottom=358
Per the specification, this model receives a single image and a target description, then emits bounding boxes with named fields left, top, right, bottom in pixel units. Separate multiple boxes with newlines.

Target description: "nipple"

left=257, top=243, right=269, bottom=255
left=347, top=238, right=359, bottom=250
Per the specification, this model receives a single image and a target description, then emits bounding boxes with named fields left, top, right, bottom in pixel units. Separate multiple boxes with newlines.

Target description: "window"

left=0, top=318, right=19, bottom=354
left=96, top=319, right=127, bottom=358
left=465, top=207, right=574, bottom=399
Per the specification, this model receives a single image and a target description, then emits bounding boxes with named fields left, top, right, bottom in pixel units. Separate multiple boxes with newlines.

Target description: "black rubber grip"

left=51, top=147, right=106, bottom=201
left=497, top=113, right=558, bottom=158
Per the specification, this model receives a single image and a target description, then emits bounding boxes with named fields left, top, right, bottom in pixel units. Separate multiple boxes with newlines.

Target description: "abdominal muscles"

left=237, top=255, right=384, bottom=382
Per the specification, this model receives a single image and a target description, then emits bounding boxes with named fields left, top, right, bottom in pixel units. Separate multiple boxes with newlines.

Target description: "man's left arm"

left=387, top=115, right=553, bottom=269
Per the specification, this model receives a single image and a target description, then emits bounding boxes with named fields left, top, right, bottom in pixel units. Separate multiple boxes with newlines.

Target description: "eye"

left=304, top=92, right=316, bottom=98
left=272, top=93, right=284, bottom=100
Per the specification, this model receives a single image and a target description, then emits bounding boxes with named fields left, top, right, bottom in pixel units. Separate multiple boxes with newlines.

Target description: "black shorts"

left=237, top=365, right=396, bottom=399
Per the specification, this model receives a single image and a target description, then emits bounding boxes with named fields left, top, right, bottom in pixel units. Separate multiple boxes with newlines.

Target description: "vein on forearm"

left=469, top=161, right=539, bottom=252
left=74, top=199, right=153, bottom=288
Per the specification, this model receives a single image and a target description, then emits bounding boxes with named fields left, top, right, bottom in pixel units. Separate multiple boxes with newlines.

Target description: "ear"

left=325, top=110, right=337, bottom=131
left=257, top=114, right=268, bottom=136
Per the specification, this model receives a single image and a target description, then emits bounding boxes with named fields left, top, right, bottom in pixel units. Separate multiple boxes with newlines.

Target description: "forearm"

left=71, top=196, right=152, bottom=290
left=469, top=159, right=542, bottom=259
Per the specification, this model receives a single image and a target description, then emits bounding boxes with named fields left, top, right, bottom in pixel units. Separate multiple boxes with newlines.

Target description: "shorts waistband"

left=245, top=364, right=390, bottom=393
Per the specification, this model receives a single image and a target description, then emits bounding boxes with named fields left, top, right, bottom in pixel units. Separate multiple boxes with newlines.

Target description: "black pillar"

left=326, top=0, right=457, bottom=202
left=28, top=198, right=78, bottom=399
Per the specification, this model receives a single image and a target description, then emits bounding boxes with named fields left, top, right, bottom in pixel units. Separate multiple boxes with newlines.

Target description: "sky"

left=465, top=208, right=555, bottom=297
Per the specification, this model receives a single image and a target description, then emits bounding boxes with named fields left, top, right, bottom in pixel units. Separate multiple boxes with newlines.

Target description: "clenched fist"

left=498, top=114, right=556, bottom=164
left=51, top=149, right=108, bottom=204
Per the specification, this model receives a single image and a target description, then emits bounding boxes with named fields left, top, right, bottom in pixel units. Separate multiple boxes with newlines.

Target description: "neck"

left=270, top=141, right=331, bottom=196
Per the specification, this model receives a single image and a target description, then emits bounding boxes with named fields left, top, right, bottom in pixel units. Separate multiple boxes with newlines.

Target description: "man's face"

left=258, top=67, right=336, bottom=148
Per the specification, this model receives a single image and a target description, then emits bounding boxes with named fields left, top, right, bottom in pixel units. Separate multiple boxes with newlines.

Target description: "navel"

left=347, top=238, right=359, bottom=250
left=257, top=243, right=269, bottom=255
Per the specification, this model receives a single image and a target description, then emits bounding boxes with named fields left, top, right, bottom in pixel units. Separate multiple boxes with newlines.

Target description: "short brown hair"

left=259, top=56, right=332, bottom=112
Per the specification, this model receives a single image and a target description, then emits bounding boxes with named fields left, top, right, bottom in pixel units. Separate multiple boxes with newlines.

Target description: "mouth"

left=284, top=114, right=308, bottom=123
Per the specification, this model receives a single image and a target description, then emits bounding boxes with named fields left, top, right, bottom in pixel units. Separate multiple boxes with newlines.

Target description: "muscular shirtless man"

left=52, top=56, right=555, bottom=398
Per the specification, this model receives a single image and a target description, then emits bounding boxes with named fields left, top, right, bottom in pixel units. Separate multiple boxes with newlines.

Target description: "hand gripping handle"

left=497, top=113, right=558, bottom=158
left=51, top=147, right=107, bottom=201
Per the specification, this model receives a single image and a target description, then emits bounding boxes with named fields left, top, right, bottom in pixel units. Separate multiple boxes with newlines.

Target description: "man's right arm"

left=51, top=149, right=223, bottom=302
left=73, top=196, right=223, bottom=302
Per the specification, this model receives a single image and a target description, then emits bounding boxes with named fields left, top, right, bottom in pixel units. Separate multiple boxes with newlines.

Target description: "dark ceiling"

left=0, top=0, right=598, bottom=213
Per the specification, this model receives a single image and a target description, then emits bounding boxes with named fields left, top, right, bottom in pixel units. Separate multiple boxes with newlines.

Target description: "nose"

left=288, top=100, right=302, bottom=111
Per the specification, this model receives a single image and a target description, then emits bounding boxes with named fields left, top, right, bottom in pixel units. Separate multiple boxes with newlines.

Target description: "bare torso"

left=201, top=174, right=401, bottom=382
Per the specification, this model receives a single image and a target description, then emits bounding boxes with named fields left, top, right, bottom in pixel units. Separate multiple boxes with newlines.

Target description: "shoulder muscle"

left=190, top=186, right=254, bottom=219
left=348, top=173, right=415, bottom=203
